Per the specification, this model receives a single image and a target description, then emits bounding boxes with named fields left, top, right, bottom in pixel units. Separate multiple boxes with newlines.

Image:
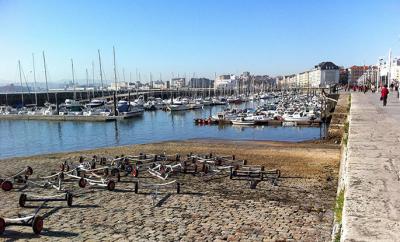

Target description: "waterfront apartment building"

left=347, top=66, right=369, bottom=85
left=110, top=81, right=131, bottom=91
left=308, top=62, right=340, bottom=87
left=188, top=78, right=213, bottom=88
left=378, top=54, right=400, bottom=85
left=152, top=80, right=166, bottom=89
left=297, top=71, right=309, bottom=87
left=279, top=61, right=340, bottom=88
left=171, top=78, right=186, bottom=88
left=346, top=65, right=378, bottom=86
left=214, top=74, right=237, bottom=89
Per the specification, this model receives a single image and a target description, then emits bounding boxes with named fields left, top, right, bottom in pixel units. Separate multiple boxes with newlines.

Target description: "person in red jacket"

left=381, top=84, right=389, bottom=106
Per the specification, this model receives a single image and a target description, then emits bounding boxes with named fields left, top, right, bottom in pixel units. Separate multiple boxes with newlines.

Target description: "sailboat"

left=112, top=46, right=144, bottom=118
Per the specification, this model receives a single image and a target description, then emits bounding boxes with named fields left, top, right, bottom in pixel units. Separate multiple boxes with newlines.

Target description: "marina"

left=0, top=89, right=333, bottom=159
left=0, top=97, right=328, bottom=159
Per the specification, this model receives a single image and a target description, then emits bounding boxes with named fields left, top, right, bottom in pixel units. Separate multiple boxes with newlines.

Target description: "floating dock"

left=0, top=114, right=125, bottom=122
left=194, top=119, right=323, bottom=127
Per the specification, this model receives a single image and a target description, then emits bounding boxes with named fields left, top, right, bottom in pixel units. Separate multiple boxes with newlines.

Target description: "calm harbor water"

left=0, top=102, right=325, bottom=159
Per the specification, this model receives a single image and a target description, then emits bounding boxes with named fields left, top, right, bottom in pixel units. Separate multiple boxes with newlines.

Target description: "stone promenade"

left=342, top=92, right=400, bottom=241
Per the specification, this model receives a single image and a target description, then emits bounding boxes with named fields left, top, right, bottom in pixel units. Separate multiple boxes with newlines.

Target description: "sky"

left=0, top=0, right=399, bottom=85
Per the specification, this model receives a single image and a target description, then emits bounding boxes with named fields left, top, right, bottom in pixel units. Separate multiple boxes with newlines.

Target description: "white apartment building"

left=110, top=81, right=129, bottom=91
left=378, top=52, right=400, bottom=85
left=309, top=62, right=340, bottom=88
left=282, top=62, right=339, bottom=88
left=214, top=74, right=238, bottom=89
left=171, top=78, right=186, bottom=88
left=297, top=71, right=309, bottom=87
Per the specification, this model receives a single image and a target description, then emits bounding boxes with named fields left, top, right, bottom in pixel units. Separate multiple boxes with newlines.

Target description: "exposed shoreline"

left=0, top=137, right=331, bottom=161
left=0, top=139, right=340, bottom=240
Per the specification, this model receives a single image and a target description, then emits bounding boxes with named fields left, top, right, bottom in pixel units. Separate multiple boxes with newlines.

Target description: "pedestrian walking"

left=381, top=84, right=389, bottom=106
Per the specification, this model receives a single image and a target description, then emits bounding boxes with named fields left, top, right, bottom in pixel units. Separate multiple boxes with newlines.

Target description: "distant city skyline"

left=0, top=0, right=399, bottom=84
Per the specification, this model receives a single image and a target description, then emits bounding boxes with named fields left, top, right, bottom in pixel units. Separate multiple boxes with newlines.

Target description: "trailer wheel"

left=116, top=172, right=121, bottom=182
left=0, top=217, right=5, bottom=235
left=66, top=193, right=73, bottom=207
left=26, top=166, right=33, bottom=176
left=107, top=180, right=115, bottom=191
left=32, top=216, right=44, bottom=235
left=132, top=167, right=139, bottom=178
left=250, top=180, right=258, bottom=189
left=111, top=168, right=120, bottom=182
left=78, top=178, right=87, bottom=188
left=19, top=193, right=27, bottom=207
left=125, top=165, right=133, bottom=174
left=1, top=180, right=13, bottom=191
left=59, top=172, right=65, bottom=181
left=194, top=164, right=198, bottom=174
left=176, top=182, right=181, bottom=194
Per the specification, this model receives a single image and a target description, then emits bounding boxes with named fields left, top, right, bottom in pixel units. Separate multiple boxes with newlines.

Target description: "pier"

left=0, top=88, right=328, bottom=107
left=341, top=93, right=400, bottom=241
left=0, top=114, right=123, bottom=122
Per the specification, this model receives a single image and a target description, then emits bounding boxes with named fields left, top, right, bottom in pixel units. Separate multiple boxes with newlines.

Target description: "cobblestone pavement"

left=0, top=140, right=339, bottom=241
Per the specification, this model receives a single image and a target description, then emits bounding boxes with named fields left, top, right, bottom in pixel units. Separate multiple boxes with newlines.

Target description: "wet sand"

left=0, top=139, right=340, bottom=241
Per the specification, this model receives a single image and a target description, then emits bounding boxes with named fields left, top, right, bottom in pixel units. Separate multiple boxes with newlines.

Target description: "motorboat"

left=59, top=99, right=84, bottom=115
left=166, top=97, right=190, bottom=111
left=86, top=99, right=107, bottom=109
left=144, top=98, right=165, bottom=110
left=117, top=100, right=144, bottom=117
left=231, top=117, right=256, bottom=125
left=282, top=111, right=312, bottom=122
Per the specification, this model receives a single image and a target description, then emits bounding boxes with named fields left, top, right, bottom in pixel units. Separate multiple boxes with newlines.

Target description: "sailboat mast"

left=86, top=68, right=89, bottom=100
left=42, top=51, right=49, bottom=102
left=98, top=49, right=104, bottom=97
left=18, top=60, right=24, bottom=106
left=92, top=61, right=95, bottom=98
left=113, top=46, right=117, bottom=95
left=71, top=59, right=76, bottom=100
left=32, top=53, right=38, bottom=105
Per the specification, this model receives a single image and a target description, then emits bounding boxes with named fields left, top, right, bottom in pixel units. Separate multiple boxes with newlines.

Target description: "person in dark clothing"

left=381, top=85, right=389, bottom=106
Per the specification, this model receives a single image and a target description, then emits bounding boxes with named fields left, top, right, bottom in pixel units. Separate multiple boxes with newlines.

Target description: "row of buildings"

left=106, top=72, right=275, bottom=91
left=213, top=72, right=275, bottom=91
left=24, top=52, right=400, bottom=93
left=277, top=62, right=340, bottom=88
left=278, top=51, right=400, bottom=89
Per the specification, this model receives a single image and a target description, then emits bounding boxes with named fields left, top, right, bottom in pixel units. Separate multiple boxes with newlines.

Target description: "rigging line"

left=21, top=65, right=31, bottom=93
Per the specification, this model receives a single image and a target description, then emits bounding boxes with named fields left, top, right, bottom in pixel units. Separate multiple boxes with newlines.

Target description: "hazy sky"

left=0, top=0, right=399, bottom=84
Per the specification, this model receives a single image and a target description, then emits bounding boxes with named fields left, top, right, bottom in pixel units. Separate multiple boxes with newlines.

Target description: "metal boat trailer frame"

left=0, top=201, right=46, bottom=235
left=133, top=180, right=181, bottom=205
left=65, top=172, right=116, bottom=191
left=19, top=192, right=73, bottom=207
left=147, top=164, right=182, bottom=180
left=0, top=166, right=34, bottom=191
left=229, top=165, right=281, bottom=189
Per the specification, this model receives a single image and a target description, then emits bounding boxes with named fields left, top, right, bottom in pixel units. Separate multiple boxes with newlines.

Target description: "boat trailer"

left=0, top=166, right=33, bottom=191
